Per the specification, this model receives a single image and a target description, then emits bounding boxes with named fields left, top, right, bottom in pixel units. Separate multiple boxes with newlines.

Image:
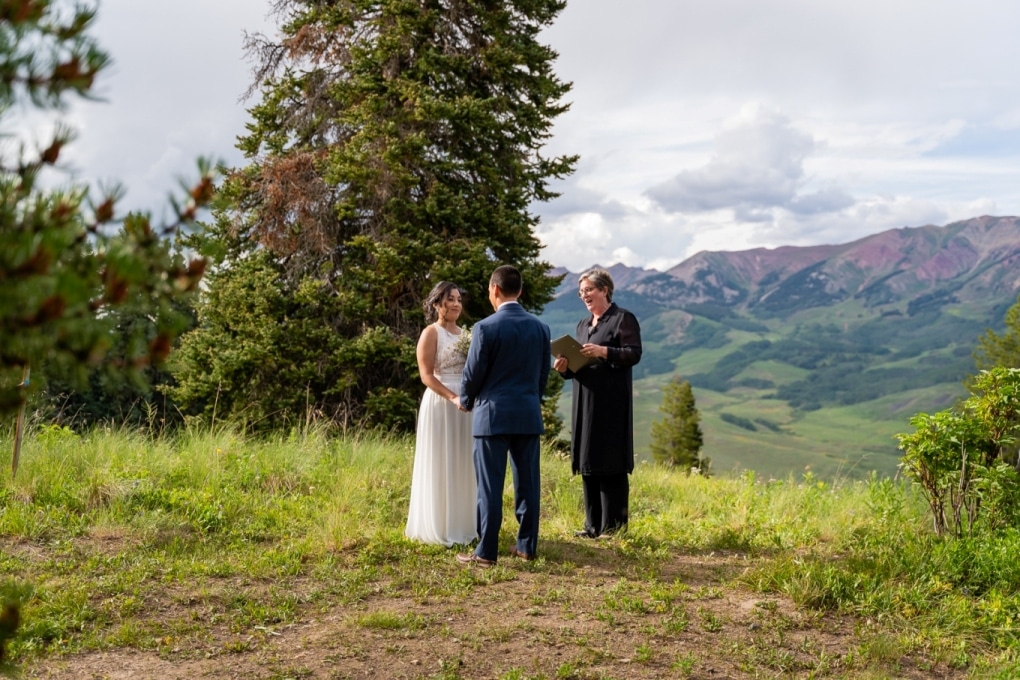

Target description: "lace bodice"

left=434, top=325, right=467, bottom=377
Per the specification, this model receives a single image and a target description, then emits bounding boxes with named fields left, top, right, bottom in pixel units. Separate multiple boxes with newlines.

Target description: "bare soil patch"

left=19, top=541, right=967, bottom=679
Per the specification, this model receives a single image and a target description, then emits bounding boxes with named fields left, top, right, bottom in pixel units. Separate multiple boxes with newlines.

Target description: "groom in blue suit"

left=457, top=265, right=551, bottom=566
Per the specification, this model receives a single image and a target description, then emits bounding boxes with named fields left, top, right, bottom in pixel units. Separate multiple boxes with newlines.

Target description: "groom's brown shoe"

left=508, top=547, right=535, bottom=561
left=456, top=553, right=496, bottom=568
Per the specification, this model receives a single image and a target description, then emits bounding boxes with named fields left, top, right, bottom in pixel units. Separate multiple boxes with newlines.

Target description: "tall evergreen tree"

left=173, top=0, right=575, bottom=430
left=650, top=378, right=708, bottom=473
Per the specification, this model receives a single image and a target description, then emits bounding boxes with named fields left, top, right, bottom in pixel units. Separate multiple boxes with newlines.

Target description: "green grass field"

left=3, top=426, right=1020, bottom=677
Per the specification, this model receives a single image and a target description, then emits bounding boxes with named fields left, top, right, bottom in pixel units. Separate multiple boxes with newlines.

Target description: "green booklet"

left=551, top=335, right=597, bottom=373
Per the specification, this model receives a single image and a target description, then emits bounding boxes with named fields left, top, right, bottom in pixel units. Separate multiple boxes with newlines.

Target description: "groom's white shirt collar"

left=496, top=300, right=521, bottom=310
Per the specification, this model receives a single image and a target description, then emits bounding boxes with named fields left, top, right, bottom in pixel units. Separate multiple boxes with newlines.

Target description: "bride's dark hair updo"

left=423, top=281, right=463, bottom=323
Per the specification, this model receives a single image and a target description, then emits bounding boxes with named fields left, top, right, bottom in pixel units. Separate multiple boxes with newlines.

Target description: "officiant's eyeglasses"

left=578, top=286, right=598, bottom=298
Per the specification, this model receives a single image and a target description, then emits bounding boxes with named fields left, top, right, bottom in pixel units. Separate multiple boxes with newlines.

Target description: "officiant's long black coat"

left=564, top=303, right=643, bottom=476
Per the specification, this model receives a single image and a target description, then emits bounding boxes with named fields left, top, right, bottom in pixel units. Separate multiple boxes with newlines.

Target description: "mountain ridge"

left=552, top=215, right=1020, bottom=315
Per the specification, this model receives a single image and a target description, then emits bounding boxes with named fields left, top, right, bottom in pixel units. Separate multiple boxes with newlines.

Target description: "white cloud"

left=646, top=106, right=816, bottom=214
left=537, top=200, right=698, bottom=272
left=58, top=0, right=274, bottom=213
left=541, top=170, right=633, bottom=221
left=788, top=189, right=856, bottom=216
left=537, top=212, right=615, bottom=272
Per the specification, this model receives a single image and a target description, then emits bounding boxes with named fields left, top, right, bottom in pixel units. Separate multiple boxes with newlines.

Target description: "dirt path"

left=20, top=548, right=966, bottom=680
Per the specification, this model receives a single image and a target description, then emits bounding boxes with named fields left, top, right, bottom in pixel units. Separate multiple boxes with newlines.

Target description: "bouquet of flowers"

left=454, top=327, right=472, bottom=357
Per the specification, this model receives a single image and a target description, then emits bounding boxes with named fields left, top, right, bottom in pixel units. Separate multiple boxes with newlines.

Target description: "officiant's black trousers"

left=582, top=473, right=629, bottom=536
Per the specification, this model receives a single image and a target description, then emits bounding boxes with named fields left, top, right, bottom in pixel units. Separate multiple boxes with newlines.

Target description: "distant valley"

left=540, top=215, right=1020, bottom=480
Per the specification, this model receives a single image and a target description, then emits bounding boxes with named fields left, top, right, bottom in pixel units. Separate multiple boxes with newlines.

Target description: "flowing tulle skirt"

left=405, top=376, right=477, bottom=546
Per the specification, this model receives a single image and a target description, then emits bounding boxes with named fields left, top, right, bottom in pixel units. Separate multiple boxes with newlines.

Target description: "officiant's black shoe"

left=508, top=546, right=535, bottom=561
left=573, top=529, right=597, bottom=539
left=456, top=552, right=495, bottom=568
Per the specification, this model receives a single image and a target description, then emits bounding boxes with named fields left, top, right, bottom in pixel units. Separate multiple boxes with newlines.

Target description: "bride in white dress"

left=405, top=281, right=478, bottom=546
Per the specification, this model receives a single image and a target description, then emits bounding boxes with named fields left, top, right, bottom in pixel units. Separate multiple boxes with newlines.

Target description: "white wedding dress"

left=405, top=325, right=478, bottom=546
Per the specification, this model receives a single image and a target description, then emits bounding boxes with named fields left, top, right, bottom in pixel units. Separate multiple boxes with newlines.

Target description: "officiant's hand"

left=553, top=355, right=568, bottom=373
left=581, top=343, right=608, bottom=360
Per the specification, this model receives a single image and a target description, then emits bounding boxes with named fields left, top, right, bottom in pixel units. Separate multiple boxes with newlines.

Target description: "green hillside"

left=546, top=290, right=990, bottom=480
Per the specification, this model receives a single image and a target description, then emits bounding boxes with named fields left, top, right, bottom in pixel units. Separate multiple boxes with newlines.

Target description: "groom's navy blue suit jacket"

left=460, top=301, right=551, bottom=435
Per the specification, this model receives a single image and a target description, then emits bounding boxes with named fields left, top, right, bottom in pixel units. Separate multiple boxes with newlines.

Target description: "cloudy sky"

left=47, top=0, right=1020, bottom=272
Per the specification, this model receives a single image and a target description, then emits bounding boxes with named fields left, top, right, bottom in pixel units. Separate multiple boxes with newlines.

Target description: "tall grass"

left=2, top=423, right=419, bottom=552
left=1, top=424, right=1020, bottom=674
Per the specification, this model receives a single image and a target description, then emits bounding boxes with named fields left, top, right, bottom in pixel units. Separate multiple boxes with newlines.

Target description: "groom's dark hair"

left=490, top=264, right=522, bottom=296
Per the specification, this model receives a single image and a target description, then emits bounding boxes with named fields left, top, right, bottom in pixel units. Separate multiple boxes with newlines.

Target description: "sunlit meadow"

left=2, top=424, right=1020, bottom=677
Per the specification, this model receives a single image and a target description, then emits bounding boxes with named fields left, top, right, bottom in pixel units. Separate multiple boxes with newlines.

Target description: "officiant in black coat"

left=553, top=268, right=642, bottom=538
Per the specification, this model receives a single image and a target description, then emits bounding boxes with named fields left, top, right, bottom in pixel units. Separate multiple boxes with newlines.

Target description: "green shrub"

left=897, top=367, right=1020, bottom=537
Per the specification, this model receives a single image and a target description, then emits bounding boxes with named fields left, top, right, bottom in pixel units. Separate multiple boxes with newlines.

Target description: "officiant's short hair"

left=579, top=268, right=614, bottom=302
